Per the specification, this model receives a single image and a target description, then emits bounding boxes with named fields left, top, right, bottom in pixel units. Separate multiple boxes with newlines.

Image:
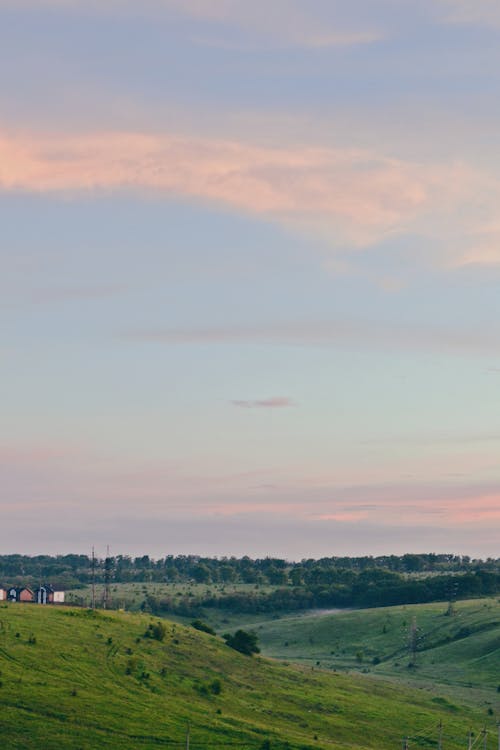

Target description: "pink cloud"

left=0, top=130, right=427, bottom=229
left=232, top=397, right=295, bottom=409
left=313, top=487, right=500, bottom=527
left=439, top=494, right=500, bottom=524
left=2, top=128, right=497, bottom=264
left=314, top=511, right=370, bottom=522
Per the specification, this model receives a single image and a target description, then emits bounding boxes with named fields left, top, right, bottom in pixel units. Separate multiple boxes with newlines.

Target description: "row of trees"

left=1, top=552, right=499, bottom=589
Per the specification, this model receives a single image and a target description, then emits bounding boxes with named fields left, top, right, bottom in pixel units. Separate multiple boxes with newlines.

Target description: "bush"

left=191, top=619, right=216, bottom=636
left=144, top=621, right=166, bottom=642
left=210, top=679, right=222, bottom=695
left=223, top=630, right=260, bottom=656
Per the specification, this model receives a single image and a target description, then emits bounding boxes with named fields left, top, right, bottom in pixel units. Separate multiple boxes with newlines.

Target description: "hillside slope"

left=251, top=598, right=500, bottom=707
left=0, top=604, right=496, bottom=749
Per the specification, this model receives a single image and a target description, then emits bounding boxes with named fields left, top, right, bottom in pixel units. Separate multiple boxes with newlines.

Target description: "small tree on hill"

left=223, top=629, right=260, bottom=656
left=144, top=621, right=166, bottom=641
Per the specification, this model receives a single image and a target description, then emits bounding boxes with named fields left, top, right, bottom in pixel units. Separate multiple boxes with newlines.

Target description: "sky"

left=2, top=0, right=500, bottom=560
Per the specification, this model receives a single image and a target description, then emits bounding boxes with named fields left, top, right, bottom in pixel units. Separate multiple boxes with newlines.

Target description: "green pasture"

left=67, top=581, right=275, bottom=608
left=248, top=598, right=500, bottom=707
left=0, top=603, right=495, bottom=749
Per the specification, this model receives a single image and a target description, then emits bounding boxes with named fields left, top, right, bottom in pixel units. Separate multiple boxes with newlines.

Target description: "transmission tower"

left=408, top=616, right=422, bottom=667
left=103, top=545, right=112, bottom=610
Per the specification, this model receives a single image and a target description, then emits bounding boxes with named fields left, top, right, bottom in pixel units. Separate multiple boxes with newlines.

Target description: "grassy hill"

left=246, top=598, right=500, bottom=709
left=0, top=604, right=495, bottom=750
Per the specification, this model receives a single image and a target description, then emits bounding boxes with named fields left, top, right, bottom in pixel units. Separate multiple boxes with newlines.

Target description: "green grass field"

left=67, top=581, right=276, bottom=610
left=244, top=598, right=500, bottom=709
left=0, top=603, right=495, bottom=749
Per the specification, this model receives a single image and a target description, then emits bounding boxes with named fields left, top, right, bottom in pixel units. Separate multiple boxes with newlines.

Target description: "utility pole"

left=91, top=546, right=96, bottom=610
left=438, top=720, right=443, bottom=750
left=468, top=730, right=473, bottom=750
left=482, top=727, right=487, bottom=750
left=186, top=722, right=190, bottom=750
left=104, top=545, right=111, bottom=610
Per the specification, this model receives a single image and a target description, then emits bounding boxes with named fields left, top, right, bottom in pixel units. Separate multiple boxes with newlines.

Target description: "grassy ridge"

left=0, top=604, right=495, bottom=749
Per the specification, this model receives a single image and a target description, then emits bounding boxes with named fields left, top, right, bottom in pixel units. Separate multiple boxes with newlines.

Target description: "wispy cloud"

left=361, top=431, right=500, bottom=447
left=2, top=128, right=499, bottom=265
left=231, top=397, right=295, bottom=409
left=437, top=0, right=500, bottom=28
left=167, top=0, right=383, bottom=48
left=123, top=319, right=500, bottom=356
left=0, top=0, right=383, bottom=48
left=28, top=284, right=125, bottom=305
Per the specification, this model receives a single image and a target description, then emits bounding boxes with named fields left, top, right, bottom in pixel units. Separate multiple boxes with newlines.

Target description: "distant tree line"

left=1, top=552, right=499, bottom=587
left=1, top=553, right=499, bottom=613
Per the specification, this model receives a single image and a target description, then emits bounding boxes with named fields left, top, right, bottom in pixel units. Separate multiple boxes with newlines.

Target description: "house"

left=7, top=587, right=19, bottom=602
left=35, top=585, right=54, bottom=605
left=19, top=587, right=34, bottom=603
left=34, top=585, right=65, bottom=605
left=0, top=587, right=6, bottom=601
left=7, top=587, right=34, bottom=603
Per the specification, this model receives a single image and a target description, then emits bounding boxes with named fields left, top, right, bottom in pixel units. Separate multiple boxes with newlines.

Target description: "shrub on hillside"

left=144, top=621, right=166, bottom=641
left=191, top=619, right=216, bottom=635
left=223, top=629, right=260, bottom=656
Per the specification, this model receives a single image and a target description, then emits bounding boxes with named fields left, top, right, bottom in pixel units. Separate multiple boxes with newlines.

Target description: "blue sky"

left=2, top=0, right=500, bottom=558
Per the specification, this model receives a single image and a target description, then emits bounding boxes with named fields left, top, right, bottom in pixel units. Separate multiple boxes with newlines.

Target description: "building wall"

left=19, top=589, right=34, bottom=602
left=53, top=591, right=65, bottom=603
left=0, top=589, right=5, bottom=601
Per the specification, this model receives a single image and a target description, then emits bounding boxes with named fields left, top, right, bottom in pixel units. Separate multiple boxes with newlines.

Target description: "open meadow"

left=66, top=583, right=500, bottom=710
left=240, top=598, right=500, bottom=710
left=0, top=602, right=497, bottom=749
